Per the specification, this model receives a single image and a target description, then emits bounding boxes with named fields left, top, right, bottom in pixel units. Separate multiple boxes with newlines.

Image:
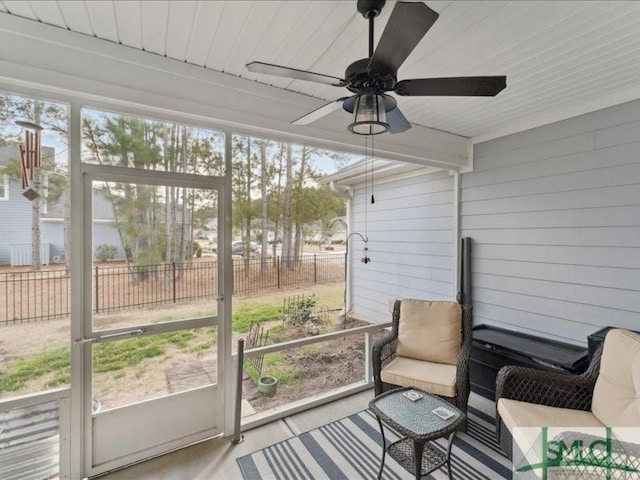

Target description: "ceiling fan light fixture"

left=247, top=2, right=505, bottom=134
left=348, top=93, right=389, bottom=135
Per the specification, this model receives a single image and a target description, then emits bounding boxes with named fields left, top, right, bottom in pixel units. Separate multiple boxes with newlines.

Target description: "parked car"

left=232, top=241, right=258, bottom=256
left=211, top=241, right=259, bottom=256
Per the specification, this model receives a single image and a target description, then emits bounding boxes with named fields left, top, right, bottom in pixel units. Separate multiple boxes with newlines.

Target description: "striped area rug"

left=237, top=403, right=512, bottom=479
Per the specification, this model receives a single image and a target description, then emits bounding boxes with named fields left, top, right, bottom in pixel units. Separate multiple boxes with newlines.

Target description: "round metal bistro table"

left=369, top=387, right=465, bottom=480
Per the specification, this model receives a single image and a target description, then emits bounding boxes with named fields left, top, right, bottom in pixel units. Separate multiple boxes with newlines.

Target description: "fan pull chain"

left=370, top=136, right=375, bottom=204
left=361, top=136, right=371, bottom=264
left=364, top=136, right=368, bottom=240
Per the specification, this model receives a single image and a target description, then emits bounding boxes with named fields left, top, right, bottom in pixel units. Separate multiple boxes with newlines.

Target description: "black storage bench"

left=470, top=325, right=589, bottom=400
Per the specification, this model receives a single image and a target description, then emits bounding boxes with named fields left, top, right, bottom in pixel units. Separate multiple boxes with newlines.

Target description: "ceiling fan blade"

left=368, top=2, right=439, bottom=74
left=292, top=97, right=352, bottom=125
left=395, top=76, right=507, bottom=96
left=386, top=107, right=411, bottom=134
left=246, top=61, right=347, bottom=87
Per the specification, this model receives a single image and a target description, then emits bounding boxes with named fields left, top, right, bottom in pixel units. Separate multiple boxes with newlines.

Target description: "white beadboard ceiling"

left=2, top=0, right=640, bottom=140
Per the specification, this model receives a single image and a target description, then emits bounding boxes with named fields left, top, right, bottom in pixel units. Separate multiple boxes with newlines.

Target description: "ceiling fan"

left=246, top=0, right=506, bottom=135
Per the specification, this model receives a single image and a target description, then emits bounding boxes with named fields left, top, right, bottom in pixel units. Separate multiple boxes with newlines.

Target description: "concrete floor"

left=96, top=389, right=374, bottom=480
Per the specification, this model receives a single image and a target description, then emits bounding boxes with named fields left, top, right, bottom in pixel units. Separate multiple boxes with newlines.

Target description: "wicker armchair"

left=495, top=345, right=603, bottom=457
left=372, top=300, right=473, bottom=417
left=496, top=328, right=640, bottom=459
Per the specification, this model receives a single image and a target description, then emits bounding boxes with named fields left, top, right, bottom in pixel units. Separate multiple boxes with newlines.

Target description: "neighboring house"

left=302, top=218, right=346, bottom=244
left=302, top=219, right=323, bottom=244
left=44, top=185, right=127, bottom=263
left=0, top=144, right=125, bottom=265
left=325, top=98, right=640, bottom=347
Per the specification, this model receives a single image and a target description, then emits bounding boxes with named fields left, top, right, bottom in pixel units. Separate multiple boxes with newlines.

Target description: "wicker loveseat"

left=372, top=299, right=473, bottom=417
left=496, top=328, right=640, bottom=458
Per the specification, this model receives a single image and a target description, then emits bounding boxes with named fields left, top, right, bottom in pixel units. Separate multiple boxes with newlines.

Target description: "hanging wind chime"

left=16, top=120, right=43, bottom=201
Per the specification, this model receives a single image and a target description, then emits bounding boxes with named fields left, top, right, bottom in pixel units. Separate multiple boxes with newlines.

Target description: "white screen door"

left=80, top=166, right=225, bottom=476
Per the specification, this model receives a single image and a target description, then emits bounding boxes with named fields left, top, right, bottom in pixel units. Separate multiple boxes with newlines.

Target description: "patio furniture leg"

left=376, top=415, right=386, bottom=480
left=413, top=440, right=425, bottom=480
left=446, top=431, right=456, bottom=479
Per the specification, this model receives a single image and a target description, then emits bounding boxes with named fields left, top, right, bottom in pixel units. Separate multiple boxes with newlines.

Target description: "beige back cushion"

left=592, top=329, right=640, bottom=426
left=396, top=299, right=462, bottom=365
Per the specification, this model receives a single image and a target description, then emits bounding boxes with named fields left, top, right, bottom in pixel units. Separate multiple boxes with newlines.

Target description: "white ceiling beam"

left=0, top=12, right=469, bottom=170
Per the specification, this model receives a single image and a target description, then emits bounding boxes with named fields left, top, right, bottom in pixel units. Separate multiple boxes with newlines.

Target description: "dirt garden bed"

left=244, top=315, right=388, bottom=413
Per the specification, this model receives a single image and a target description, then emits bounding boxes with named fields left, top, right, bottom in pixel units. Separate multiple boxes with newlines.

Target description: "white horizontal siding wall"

left=350, top=170, right=456, bottom=323
left=0, top=181, right=32, bottom=264
left=462, top=99, right=640, bottom=345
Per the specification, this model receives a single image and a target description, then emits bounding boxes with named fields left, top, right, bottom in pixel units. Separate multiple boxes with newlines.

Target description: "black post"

left=277, top=256, right=281, bottom=289
left=458, top=237, right=472, bottom=305
left=172, top=262, right=177, bottom=303
left=463, top=237, right=472, bottom=304
left=314, top=254, right=317, bottom=283
left=94, top=265, right=99, bottom=313
left=343, top=252, right=347, bottom=322
left=231, top=338, right=245, bottom=445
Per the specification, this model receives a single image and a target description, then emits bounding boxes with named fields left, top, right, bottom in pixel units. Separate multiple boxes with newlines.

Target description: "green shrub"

left=95, top=244, right=118, bottom=262
left=187, top=241, right=202, bottom=258
left=288, top=296, right=316, bottom=325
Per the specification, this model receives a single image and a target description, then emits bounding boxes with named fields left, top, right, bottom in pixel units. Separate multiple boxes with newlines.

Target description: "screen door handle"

left=75, top=328, right=147, bottom=344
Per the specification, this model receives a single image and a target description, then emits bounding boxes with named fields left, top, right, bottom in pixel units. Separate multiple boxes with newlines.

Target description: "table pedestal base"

left=390, top=438, right=445, bottom=477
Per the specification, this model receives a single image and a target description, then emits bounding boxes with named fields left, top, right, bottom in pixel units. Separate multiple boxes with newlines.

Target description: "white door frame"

left=77, top=163, right=229, bottom=476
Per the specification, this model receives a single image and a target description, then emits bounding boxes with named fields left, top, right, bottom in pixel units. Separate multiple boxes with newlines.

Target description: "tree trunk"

left=169, top=125, right=178, bottom=264
left=31, top=171, right=42, bottom=270
left=260, top=139, right=268, bottom=273
left=244, top=138, right=252, bottom=270
left=63, top=188, right=71, bottom=269
left=272, top=144, right=284, bottom=261
left=163, top=126, right=172, bottom=282
left=293, top=222, right=302, bottom=262
left=177, top=126, right=189, bottom=276
left=282, top=143, right=293, bottom=270
left=30, top=101, right=44, bottom=271
left=293, top=147, right=309, bottom=262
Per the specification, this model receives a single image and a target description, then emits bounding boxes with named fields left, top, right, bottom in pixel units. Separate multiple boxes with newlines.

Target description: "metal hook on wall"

left=328, top=219, right=370, bottom=327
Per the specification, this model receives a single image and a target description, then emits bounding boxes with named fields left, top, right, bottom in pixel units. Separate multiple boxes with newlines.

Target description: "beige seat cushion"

left=592, top=329, right=640, bottom=427
left=396, top=300, right=462, bottom=365
left=498, top=399, right=605, bottom=455
left=498, top=398, right=604, bottom=433
left=380, top=356, right=457, bottom=398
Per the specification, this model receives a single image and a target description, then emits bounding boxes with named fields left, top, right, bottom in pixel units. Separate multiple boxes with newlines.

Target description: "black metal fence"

left=93, top=261, right=218, bottom=313
left=0, top=269, right=70, bottom=324
left=0, top=253, right=345, bottom=325
left=233, top=253, right=345, bottom=294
